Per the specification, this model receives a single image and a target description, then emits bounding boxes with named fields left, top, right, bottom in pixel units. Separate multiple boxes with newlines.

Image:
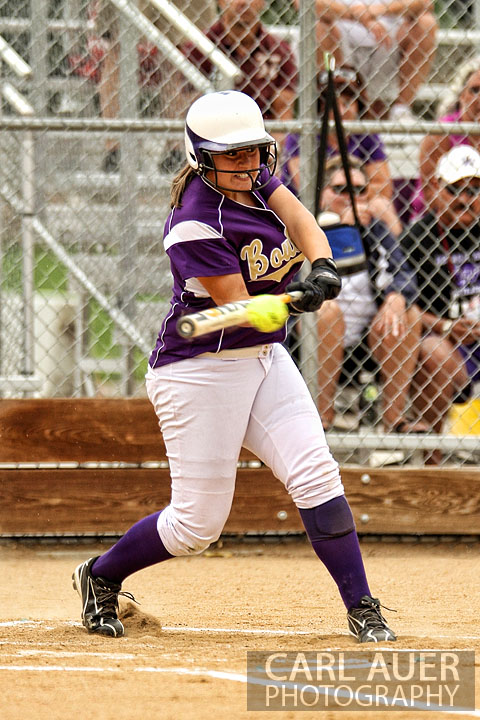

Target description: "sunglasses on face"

left=222, top=147, right=258, bottom=157
left=330, top=184, right=368, bottom=196
left=444, top=182, right=480, bottom=197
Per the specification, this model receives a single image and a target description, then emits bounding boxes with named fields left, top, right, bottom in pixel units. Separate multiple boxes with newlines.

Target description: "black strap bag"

left=315, top=60, right=368, bottom=277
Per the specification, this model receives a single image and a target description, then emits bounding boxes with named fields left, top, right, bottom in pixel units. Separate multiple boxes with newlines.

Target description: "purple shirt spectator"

left=281, top=132, right=387, bottom=194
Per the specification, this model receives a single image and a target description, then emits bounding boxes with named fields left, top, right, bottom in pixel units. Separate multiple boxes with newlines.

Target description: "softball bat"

left=176, top=291, right=303, bottom=339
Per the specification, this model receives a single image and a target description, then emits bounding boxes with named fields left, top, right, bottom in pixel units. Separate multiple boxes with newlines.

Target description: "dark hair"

left=317, top=66, right=369, bottom=118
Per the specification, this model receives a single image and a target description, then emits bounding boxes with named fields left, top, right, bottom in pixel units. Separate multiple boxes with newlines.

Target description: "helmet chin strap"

left=209, top=167, right=259, bottom=192
left=199, top=151, right=275, bottom=192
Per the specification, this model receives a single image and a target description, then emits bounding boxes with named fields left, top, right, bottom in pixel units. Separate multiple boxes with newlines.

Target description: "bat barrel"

left=175, top=291, right=304, bottom=339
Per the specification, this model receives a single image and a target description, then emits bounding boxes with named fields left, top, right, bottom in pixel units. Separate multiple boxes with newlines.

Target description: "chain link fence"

left=1, top=0, right=479, bottom=467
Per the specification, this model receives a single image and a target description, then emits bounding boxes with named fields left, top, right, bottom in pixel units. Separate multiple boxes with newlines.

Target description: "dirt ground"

left=0, top=538, right=478, bottom=720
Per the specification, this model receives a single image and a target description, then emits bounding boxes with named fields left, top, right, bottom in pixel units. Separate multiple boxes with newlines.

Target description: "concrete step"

left=45, top=170, right=170, bottom=195
left=415, top=82, right=449, bottom=104
left=68, top=251, right=172, bottom=297
left=382, top=132, right=424, bottom=179
left=44, top=171, right=171, bottom=204
left=44, top=201, right=169, bottom=250
left=37, top=134, right=182, bottom=175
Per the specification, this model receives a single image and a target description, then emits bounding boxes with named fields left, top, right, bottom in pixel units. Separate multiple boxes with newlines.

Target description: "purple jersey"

left=149, top=173, right=305, bottom=367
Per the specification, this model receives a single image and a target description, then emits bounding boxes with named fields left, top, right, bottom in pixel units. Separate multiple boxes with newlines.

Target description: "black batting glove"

left=286, top=279, right=325, bottom=314
left=309, top=258, right=342, bottom=300
left=286, top=258, right=341, bottom=314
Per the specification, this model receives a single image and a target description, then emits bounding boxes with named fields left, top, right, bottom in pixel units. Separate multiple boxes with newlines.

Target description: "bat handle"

left=282, top=290, right=303, bottom=303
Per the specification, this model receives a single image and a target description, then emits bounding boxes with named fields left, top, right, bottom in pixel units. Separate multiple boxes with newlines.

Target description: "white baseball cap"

left=437, top=146, right=480, bottom=183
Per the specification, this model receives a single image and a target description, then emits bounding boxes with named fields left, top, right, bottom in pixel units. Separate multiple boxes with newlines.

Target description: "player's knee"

left=176, top=534, right=216, bottom=556
left=299, top=495, right=355, bottom=542
left=159, top=508, right=225, bottom=556
left=164, top=528, right=220, bottom=557
left=289, top=456, right=343, bottom=508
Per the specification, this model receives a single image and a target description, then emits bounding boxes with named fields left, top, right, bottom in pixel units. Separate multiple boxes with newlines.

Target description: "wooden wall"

left=1, top=399, right=479, bottom=536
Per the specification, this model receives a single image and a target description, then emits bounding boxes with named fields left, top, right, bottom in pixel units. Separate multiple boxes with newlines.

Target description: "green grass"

left=2, top=244, right=68, bottom=293
left=88, top=303, right=149, bottom=382
left=263, top=0, right=297, bottom=25
left=88, top=300, right=123, bottom=359
left=434, top=0, right=473, bottom=28
left=2, top=242, right=152, bottom=382
left=35, top=248, right=69, bottom=292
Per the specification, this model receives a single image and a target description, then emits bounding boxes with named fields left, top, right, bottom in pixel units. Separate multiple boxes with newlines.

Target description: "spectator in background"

left=298, top=0, right=437, bottom=121
left=401, top=145, right=480, bottom=461
left=418, top=55, right=480, bottom=211
left=282, top=66, right=402, bottom=236
left=182, top=0, right=297, bottom=148
left=86, top=0, right=216, bottom=171
left=316, top=156, right=425, bottom=432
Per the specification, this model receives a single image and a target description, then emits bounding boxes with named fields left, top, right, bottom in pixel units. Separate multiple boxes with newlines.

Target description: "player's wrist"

left=312, top=257, right=338, bottom=273
left=310, top=258, right=342, bottom=301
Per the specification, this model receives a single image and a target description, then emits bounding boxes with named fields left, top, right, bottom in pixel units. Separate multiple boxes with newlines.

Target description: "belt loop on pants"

left=198, top=344, right=273, bottom=359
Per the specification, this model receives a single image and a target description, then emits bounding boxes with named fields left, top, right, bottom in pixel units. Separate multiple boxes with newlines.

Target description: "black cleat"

left=347, top=595, right=397, bottom=643
left=72, top=556, right=133, bottom=637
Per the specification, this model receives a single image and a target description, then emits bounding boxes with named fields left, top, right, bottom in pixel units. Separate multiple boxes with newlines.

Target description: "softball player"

left=73, top=91, right=396, bottom=643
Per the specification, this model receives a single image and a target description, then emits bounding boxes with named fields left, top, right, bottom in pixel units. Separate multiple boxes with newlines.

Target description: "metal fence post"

left=118, top=10, right=141, bottom=395
left=20, top=126, right=35, bottom=384
left=297, top=0, right=320, bottom=401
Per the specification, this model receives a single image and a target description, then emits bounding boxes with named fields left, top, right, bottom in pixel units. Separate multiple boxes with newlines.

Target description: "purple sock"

left=299, top=496, right=371, bottom=610
left=92, top=511, right=173, bottom=584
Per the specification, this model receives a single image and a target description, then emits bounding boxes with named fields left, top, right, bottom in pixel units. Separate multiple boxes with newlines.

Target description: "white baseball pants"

left=145, top=343, right=343, bottom=556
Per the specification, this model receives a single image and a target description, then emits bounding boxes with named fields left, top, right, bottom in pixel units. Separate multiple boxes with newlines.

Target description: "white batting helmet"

left=184, top=90, right=276, bottom=189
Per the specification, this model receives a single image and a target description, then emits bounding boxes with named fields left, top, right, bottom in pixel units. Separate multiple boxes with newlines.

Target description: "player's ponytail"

left=170, top=164, right=196, bottom=208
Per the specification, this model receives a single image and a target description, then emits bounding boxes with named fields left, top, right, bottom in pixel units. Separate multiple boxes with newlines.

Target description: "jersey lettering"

left=241, top=236, right=303, bottom=281
left=240, top=239, right=269, bottom=280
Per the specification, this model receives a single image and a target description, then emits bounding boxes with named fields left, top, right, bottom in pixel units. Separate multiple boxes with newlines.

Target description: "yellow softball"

left=246, top=294, right=289, bottom=332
